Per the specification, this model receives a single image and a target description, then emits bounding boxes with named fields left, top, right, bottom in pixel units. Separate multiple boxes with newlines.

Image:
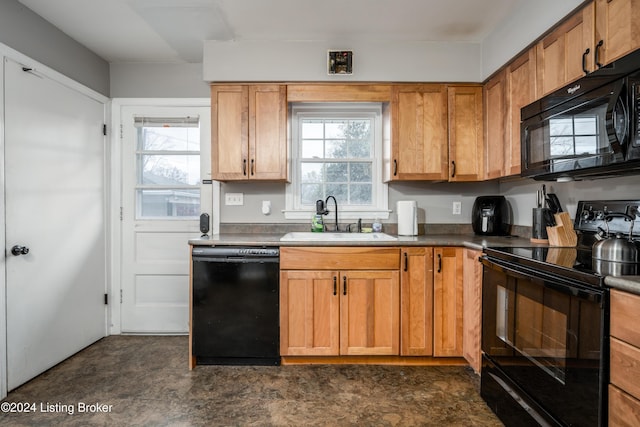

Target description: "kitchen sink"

left=280, top=232, right=398, bottom=242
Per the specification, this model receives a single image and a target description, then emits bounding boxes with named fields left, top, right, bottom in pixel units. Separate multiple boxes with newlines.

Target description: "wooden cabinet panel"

left=611, top=289, right=640, bottom=348
left=340, top=270, right=400, bottom=355
left=611, top=337, right=640, bottom=401
left=448, top=86, right=484, bottom=182
left=609, top=384, right=640, bottom=427
left=505, top=48, right=536, bottom=176
left=211, top=84, right=287, bottom=181
left=280, top=247, right=400, bottom=270
left=390, top=85, right=448, bottom=180
left=483, top=72, right=506, bottom=180
left=280, top=270, right=340, bottom=356
left=433, top=247, right=464, bottom=356
left=400, top=247, right=434, bottom=356
left=463, top=248, right=483, bottom=373
left=595, top=0, right=640, bottom=67
left=536, top=3, right=595, bottom=97
left=249, top=85, right=287, bottom=180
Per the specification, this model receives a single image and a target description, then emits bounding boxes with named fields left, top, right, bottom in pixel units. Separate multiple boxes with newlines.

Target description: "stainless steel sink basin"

left=280, top=232, right=397, bottom=242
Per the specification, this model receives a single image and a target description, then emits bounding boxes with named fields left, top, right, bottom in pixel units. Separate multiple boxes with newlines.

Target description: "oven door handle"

left=481, top=256, right=604, bottom=302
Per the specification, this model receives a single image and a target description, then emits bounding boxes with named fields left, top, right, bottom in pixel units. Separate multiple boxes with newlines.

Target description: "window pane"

left=575, top=136, right=597, bottom=154
left=550, top=137, right=574, bottom=156
left=326, top=140, right=347, bottom=158
left=301, top=120, right=324, bottom=139
left=301, top=163, right=323, bottom=182
left=350, top=163, right=372, bottom=182
left=574, top=117, right=597, bottom=135
left=137, top=189, right=200, bottom=218
left=550, top=118, right=573, bottom=136
left=301, top=140, right=324, bottom=158
left=325, top=120, right=346, bottom=139
left=301, top=184, right=322, bottom=205
left=138, top=154, right=200, bottom=185
left=138, top=127, right=200, bottom=151
left=350, top=184, right=372, bottom=204
left=326, top=163, right=348, bottom=182
left=326, top=183, right=348, bottom=202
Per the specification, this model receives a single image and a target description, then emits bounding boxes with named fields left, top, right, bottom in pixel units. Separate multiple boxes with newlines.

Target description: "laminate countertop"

left=188, top=232, right=542, bottom=251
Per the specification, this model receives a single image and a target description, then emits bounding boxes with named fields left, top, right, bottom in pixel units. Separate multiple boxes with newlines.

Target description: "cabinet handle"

left=437, top=254, right=442, bottom=273
left=250, top=159, right=255, bottom=176
left=595, top=40, right=604, bottom=68
left=393, top=159, right=398, bottom=176
left=242, top=159, right=247, bottom=176
left=451, top=161, right=456, bottom=178
left=582, top=48, right=590, bottom=75
left=343, top=276, right=347, bottom=295
left=333, top=276, right=337, bottom=296
left=404, top=252, right=408, bottom=272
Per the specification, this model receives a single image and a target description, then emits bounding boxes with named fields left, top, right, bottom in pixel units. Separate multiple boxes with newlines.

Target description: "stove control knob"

left=595, top=211, right=606, bottom=220
left=581, top=210, right=594, bottom=221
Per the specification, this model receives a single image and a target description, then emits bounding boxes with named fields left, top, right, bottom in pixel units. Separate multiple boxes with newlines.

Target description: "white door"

left=120, top=106, right=212, bottom=333
left=4, top=58, right=107, bottom=390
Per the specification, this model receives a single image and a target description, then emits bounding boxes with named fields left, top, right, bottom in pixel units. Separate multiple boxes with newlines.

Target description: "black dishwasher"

left=192, top=246, right=280, bottom=365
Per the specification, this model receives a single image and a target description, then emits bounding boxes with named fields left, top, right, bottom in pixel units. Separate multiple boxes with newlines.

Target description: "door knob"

left=11, top=245, right=29, bottom=256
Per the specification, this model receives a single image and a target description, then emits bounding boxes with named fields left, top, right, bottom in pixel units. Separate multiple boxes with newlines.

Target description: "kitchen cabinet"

left=400, top=247, right=434, bottom=356
left=447, top=86, right=484, bottom=182
left=279, top=247, right=400, bottom=357
left=594, top=0, right=640, bottom=70
left=462, top=248, right=483, bottom=373
left=211, top=84, right=287, bottom=181
left=505, top=48, right=537, bottom=176
left=609, top=289, right=640, bottom=426
left=535, top=2, right=594, bottom=97
left=388, top=85, right=448, bottom=181
left=483, top=71, right=506, bottom=180
left=433, top=247, right=464, bottom=357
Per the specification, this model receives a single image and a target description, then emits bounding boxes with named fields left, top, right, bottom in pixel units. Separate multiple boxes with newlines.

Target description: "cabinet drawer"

left=280, top=247, right=400, bottom=270
left=611, top=337, right=640, bottom=400
left=611, top=289, right=640, bottom=348
left=609, top=384, right=640, bottom=427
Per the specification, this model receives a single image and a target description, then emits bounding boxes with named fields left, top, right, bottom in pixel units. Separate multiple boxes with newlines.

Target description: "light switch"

left=225, top=193, right=244, bottom=206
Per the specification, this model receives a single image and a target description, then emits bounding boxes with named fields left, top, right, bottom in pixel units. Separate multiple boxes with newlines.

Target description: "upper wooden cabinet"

left=483, top=71, right=506, bottom=180
left=448, top=86, right=484, bottom=182
left=594, top=0, right=640, bottom=67
left=211, top=84, right=287, bottom=181
left=389, top=85, right=448, bottom=181
left=536, top=3, right=594, bottom=97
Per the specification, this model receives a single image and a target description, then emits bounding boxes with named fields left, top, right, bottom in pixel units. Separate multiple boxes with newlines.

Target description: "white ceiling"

left=18, top=0, right=520, bottom=64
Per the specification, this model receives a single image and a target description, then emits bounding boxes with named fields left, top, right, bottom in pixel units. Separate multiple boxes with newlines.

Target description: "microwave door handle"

left=605, top=83, right=628, bottom=155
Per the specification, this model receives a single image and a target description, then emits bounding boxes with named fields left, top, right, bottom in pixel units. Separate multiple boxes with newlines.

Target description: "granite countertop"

left=605, top=276, right=640, bottom=296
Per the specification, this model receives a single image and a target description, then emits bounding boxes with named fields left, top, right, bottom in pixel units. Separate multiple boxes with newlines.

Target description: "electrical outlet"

left=452, top=201, right=461, bottom=215
left=225, top=193, right=244, bottom=206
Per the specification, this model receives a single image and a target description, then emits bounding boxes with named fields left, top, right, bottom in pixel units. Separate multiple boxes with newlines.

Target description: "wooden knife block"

left=546, top=212, right=578, bottom=247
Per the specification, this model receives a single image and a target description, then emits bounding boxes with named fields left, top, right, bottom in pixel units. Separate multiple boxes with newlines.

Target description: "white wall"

left=110, top=63, right=210, bottom=98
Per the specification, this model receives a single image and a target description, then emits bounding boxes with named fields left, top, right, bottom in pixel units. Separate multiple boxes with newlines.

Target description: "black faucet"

left=323, top=196, right=338, bottom=232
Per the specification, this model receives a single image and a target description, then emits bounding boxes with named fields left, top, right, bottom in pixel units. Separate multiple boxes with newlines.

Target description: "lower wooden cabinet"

left=462, top=248, right=483, bottom=373
left=279, top=247, right=400, bottom=357
left=433, top=247, right=464, bottom=357
left=610, top=289, right=640, bottom=426
left=400, top=247, right=434, bottom=356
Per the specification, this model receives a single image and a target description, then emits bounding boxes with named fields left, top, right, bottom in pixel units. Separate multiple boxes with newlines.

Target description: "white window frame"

left=284, top=103, right=389, bottom=220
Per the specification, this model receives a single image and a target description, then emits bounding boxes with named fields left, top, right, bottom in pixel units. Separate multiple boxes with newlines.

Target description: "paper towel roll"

left=397, top=201, right=418, bottom=236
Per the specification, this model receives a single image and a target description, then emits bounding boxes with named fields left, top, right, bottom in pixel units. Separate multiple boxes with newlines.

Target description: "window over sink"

left=284, top=103, right=389, bottom=220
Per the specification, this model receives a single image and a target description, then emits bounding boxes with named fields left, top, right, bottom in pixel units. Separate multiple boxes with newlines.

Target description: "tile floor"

left=0, top=336, right=503, bottom=426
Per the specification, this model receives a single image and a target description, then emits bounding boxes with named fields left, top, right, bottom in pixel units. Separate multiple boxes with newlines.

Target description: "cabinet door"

left=483, top=71, right=506, bottom=180
left=248, top=85, right=288, bottom=180
left=463, top=249, right=483, bottom=373
left=400, top=247, right=434, bottom=356
left=505, top=48, right=537, bottom=176
left=211, top=85, right=249, bottom=180
left=433, top=247, right=464, bottom=357
left=447, top=86, right=484, bottom=182
left=595, top=0, right=640, bottom=67
left=340, top=270, right=400, bottom=355
left=280, top=270, right=340, bottom=356
left=536, top=3, right=595, bottom=97
left=391, top=85, right=448, bottom=180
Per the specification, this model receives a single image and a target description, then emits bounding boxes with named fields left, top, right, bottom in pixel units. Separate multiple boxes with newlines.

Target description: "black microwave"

left=521, top=48, right=640, bottom=181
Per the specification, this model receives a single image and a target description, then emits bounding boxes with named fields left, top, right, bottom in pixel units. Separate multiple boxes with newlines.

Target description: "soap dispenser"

left=311, top=199, right=325, bottom=232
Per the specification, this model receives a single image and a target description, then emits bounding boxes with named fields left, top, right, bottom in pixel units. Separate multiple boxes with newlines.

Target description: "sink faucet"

left=324, top=195, right=339, bottom=232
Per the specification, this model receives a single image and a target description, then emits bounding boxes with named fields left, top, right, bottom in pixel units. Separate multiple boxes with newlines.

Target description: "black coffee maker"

left=472, top=196, right=511, bottom=236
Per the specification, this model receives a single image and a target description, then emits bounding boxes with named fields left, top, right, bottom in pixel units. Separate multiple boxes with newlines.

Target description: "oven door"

left=481, top=257, right=607, bottom=427
left=521, top=79, right=627, bottom=180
